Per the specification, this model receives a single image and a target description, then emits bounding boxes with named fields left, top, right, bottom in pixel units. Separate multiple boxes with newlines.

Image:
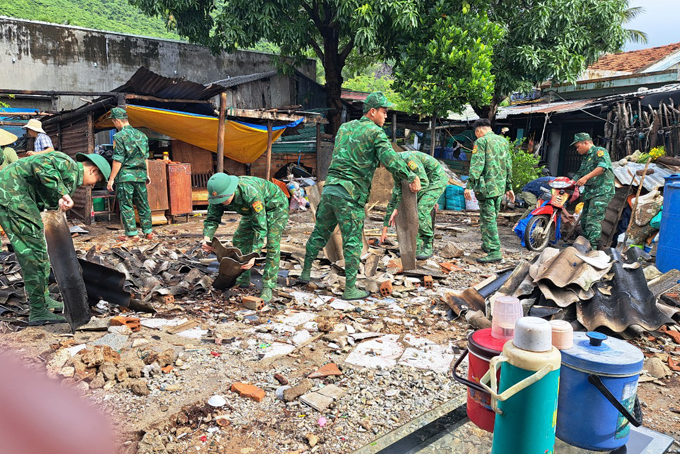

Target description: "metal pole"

left=216, top=92, right=226, bottom=173
left=265, top=120, right=273, bottom=180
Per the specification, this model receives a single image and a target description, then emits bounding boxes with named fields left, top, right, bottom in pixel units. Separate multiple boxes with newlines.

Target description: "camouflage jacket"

left=325, top=117, right=416, bottom=206
left=203, top=176, right=287, bottom=251
left=112, top=125, right=149, bottom=182
left=0, top=151, right=83, bottom=222
left=468, top=131, right=512, bottom=198
left=384, top=151, right=448, bottom=226
left=573, top=145, right=615, bottom=200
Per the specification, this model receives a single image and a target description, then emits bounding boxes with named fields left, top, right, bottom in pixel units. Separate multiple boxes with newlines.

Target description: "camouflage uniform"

left=303, top=116, right=416, bottom=290
left=0, top=152, right=83, bottom=321
left=384, top=151, right=447, bottom=256
left=468, top=131, right=512, bottom=256
left=112, top=125, right=152, bottom=236
left=573, top=145, right=615, bottom=249
left=204, top=176, right=288, bottom=289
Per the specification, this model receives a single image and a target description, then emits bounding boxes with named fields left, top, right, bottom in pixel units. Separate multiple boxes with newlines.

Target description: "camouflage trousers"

left=116, top=181, right=152, bottom=236
left=478, top=195, right=502, bottom=255
left=234, top=207, right=289, bottom=289
left=304, top=193, right=365, bottom=288
left=580, top=193, right=613, bottom=249
left=0, top=206, right=51, bottom=307
left=417, top=181, right=447, bottom=250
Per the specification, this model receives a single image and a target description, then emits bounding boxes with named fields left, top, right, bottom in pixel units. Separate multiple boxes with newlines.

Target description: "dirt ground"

left=0, top=208, right=678, bottom=453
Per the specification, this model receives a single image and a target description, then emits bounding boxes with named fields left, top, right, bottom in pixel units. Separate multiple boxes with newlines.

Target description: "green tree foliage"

left=473, top=0, right=630, bottom=120
left=391, top=1, right=503, bottom=117
left=0, top=0, right=179, bottom=40
left=342, top=71, right=410, bottom=112
left=128, top=0, right=422, bottom=133
left=510, top=139, right=544, bottom=193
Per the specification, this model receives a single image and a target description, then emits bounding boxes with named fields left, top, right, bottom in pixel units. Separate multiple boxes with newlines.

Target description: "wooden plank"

left=265, top=120, right=273, bottom=180
left=307, top=182, right=344, bottom=263
left=227, top=108, right=327, bottom=124
left=216, top=92, right=227, bottom=173
left=146, top=160, right=169, bottom=211
left=395, top=180, right=417, bottom=270
left=171, top=140, right=214, bottom=174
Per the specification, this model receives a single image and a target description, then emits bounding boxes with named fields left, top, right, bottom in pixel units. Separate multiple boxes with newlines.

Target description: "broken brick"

left=386, top=259, right=403, bottom=274
left=660, top=326, right=680, bottom=344
left=231, top=382, right=266, bottom=402
left=423, top=275, right=433, bottom=289
left=274, top=373, right=289, bottom=385
left=283, top=379, right=312, bottom=402
left=308, top=363, right=342, bottom=379
left=161, top=365, right=173, bottom=374
left=439, top=262, right=463, bottom=273
left=110, top=316, right=141, bottom=332
left=669, top=357, right=680, bottom=372
left=380, top=281, right=393, bottom=297
left=160, top=295, right=174, bottom=304
left=242, top=295, right=265, bottom=311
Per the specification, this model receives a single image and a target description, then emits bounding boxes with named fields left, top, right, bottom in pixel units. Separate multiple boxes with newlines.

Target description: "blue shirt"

left=34, top=133, right=54, bottom=152
left=522, top=176, right=554, bottom=197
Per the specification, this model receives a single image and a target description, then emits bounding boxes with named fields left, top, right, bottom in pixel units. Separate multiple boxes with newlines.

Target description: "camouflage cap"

left=76, top=153, right=112, bottom=183
left=363, top=92, right=395, bottom=113
left=207, top=173, right=239, bottom=205
left=109, top=107, right=128, bottom=120
left=570, top=132, right=592, bottom=145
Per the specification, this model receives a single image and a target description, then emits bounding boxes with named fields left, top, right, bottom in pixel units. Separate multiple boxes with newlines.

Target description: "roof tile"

left=588, top=42, right=680, bottom=73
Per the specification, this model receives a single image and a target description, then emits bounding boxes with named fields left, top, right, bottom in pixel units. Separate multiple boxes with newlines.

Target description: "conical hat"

left=0, top=128, right=18, bottom=147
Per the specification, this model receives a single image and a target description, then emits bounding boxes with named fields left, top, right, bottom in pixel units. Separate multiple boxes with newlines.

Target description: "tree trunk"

left=472, top=96, right=503, bottom=127
left=322, top=31, right=344, bottom=136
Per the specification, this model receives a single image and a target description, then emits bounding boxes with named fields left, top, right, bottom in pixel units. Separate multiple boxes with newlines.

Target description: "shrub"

left=510, top=139, right=543, bottom=193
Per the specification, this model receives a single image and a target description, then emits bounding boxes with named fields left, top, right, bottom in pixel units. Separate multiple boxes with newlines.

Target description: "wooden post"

left=430, top=115, right=436, bottom=156
left=216, top=92, right=226, bottom=173
left=86, top=113, right=95, bottom=154
left=265, top=120, right=273, bottom=180
left=391, top=113, right=397, bottom=141
left=315, top=122, right=321, bottom=175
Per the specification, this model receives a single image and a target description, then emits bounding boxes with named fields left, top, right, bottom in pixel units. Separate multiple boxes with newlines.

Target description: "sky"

left=624, top=0, right=679, bottom=51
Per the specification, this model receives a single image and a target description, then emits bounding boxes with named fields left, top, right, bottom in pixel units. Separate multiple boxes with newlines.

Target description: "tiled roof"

left=588, top=42, right=680, bottom=73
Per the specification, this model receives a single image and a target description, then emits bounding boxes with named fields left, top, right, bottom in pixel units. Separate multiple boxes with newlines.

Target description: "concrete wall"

left=0, top=17, right=316, bottom=110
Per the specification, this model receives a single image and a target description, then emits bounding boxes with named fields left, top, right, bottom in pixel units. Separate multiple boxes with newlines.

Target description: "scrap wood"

left=166, top=320, right=200, bottom=334
left=669, top=356, right=680, bottom=372
left=660, top=325, right=680, bottom=344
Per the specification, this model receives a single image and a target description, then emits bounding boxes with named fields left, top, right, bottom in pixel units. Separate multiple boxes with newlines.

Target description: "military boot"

left=342, top=286, right=369, bottom=301
left=297, top=264, right=311, bottom=284
left=46, top=295, right=64, bottom=313
left=416, top=243, right=434, bottom=260
left=29, top=301, right=67, bottom=326
left=260, top=287, right=273, bottom=303
left=476, top=252, right=502, bottom=263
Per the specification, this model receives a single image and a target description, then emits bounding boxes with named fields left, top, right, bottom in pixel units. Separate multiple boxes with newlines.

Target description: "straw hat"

left=0, top=128, right=18, bottom=147
left=22, top=119, right=46, bottom=134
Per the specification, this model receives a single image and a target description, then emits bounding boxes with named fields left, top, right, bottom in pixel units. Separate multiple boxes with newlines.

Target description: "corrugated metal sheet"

left=612, top=162, right=675, bottom=191
left=496, top=99, right=597, bottom=119
left=212, top=71, right=278, bottom=88
left=115, top=67, right=225, bottom=101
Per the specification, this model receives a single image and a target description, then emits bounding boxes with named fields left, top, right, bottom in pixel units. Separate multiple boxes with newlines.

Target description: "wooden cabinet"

left=167, top=163, right=192, bottom=216
left=146, top=160, right=169, bottom=224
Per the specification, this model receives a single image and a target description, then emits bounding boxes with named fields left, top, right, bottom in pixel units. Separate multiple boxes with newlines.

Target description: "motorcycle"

left=523, top=177, right=580, bottom=252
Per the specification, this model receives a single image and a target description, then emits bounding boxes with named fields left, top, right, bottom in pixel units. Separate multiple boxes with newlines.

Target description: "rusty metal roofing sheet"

left=113, top=67, right=226, bottom=101
left=612, top=162, right=675, bottom=191
left=496, top=99, right=597, bottom=119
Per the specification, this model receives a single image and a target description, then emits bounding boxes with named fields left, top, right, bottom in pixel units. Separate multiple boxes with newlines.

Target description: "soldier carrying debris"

left=0, top=152, right=111, bottom=325
left=202, top=174, right=289, bottom=303
left=106, top=107, right=154, bottom=241
left=298, top=92, right=421, bottom=300
left=381, top=151, right=448, bottom=260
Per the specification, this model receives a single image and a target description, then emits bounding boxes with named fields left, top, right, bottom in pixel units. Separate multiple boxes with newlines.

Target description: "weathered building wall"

left=0, top=17, right=316, bottom=110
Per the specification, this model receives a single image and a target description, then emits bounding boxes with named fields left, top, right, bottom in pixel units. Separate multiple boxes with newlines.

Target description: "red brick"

left=308, top=363, right=342, bottom=379
left=110, top=316, right=141, bottom=332
left=231, top=382, right=266, bottom=402
left=274, top=373, right=289, bottom=385
left=380, top=281, right=393, bottom=297
left=161, top=365, right=174, bottom=374
left=160, top=295, right=174, bottom=304
left=423, top=275, right=433, bottom=289
left=439, top=262, right=463, bottom=274
left=242, top=295, right=265, bottom=311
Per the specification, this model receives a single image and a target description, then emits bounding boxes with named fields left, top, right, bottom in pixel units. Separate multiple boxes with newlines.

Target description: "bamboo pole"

left=216, top=92, right=226, bottom=174
left=265, top=120, right=273, bottom=181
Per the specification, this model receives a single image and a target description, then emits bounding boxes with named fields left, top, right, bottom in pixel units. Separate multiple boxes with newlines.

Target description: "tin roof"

left=114, top=67, right=226, bottom=101
left=496, top=99, right=597, bottom=119
left=211, top=70, right=279, bottom=88
left=612, top=162, right=675, bottom=191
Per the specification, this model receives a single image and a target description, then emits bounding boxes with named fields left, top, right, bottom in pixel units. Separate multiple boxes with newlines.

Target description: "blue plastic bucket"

left=657, top=174, right=680, bottom=272
left=556, top=332, right=643, bottom=451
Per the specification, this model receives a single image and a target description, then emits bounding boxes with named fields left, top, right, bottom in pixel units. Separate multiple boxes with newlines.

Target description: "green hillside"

left=0, top=0, right=181, bottom=40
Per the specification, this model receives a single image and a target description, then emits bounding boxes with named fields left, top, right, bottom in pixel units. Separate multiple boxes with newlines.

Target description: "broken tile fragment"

left=300, top=392, right=334, bottom=411
left=231, top=382, right=266, bottom=402
left=317, top=384, right=346, bottom=400
left=283, top=379, right=312, bottom=402
left=308, top=363, right=342, bottom=378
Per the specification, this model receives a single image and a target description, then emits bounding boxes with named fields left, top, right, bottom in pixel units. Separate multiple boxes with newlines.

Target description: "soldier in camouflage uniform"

left=106, top=107, right=153, bottom=241
left=202, top=174, right=289, bottom=303
left=466, top=119, right=515, bottom=263
left=0, top=152, right=111, bottom=325
left=571, top=132, right=615, bottom=249
left=299, top=92, right=421, bottom=300
left=381, top=151, right=448, bottom=259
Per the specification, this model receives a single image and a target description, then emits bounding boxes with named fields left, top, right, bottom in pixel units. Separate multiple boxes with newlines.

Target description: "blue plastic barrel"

left=556, top=332, right=643, bottom=451
left=445, top=185, right=466, bottom=211
left=656, top=174, right=680, bottom=272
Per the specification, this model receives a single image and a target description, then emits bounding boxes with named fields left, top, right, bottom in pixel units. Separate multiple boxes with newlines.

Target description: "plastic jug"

left=480, top=317, right=561, bottom=454
left=491, top=296, right=523, bottom=340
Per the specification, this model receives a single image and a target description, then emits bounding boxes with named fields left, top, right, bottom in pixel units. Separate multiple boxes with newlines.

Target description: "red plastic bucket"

left=452, top=328, right=507, bottom=432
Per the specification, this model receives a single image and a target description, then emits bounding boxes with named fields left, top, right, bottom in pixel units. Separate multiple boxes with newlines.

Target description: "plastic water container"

left=491, top=296, right=522, bottom=340
left=657, top=174, right=680, bottom=272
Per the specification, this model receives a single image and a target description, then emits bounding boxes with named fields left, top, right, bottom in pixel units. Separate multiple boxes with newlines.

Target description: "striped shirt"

left=34, top=133, right=53, bottom=152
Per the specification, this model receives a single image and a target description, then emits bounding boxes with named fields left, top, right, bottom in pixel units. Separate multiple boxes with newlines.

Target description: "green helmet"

left=207, top=173, right=239, bottom=204
left=76, top=153, right=112, bottom=183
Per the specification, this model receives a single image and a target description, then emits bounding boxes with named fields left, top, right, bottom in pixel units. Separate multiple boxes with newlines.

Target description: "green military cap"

left=570, top=132, right=592, bottom=145
left=109, top=107, right=128, bottom=120
left=363, top=91, right=395, bottom=113
left=76, top=153, right=112, bottom=182
left=207, top=173, right=239, bottom=204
